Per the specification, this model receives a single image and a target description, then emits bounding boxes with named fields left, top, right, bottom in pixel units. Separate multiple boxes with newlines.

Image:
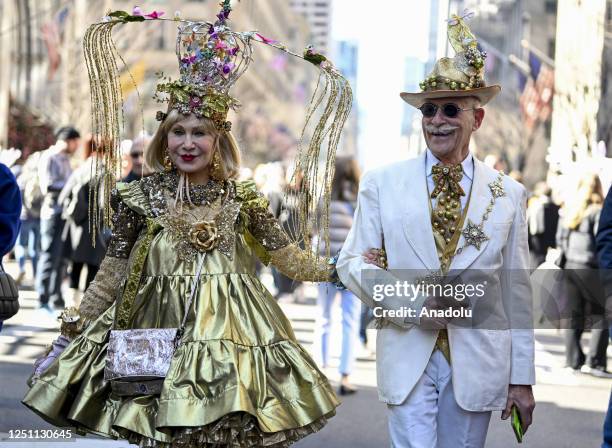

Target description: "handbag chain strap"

left=175, top=252, right=207, bottom=342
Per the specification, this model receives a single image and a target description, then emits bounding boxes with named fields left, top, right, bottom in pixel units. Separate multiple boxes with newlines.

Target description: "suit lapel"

left=402, top=152, right=441, bottom=271
left=449, top=158, right=493, bottom=273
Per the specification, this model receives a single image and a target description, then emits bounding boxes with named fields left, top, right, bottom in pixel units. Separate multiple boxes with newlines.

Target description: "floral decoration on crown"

left=153, top=1, right=248, bottom=131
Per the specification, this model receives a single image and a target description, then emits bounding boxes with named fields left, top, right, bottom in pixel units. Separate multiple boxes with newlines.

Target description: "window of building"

left=545, top=0, right=557, bottom=14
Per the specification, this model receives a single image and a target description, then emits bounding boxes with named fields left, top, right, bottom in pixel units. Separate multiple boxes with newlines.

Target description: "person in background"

left=557, top=173, right=609, bottom=377
left=596, top=184, right=612, bottom=447
left=528, top=181, right=560, bottom=269
left=14, top=151, right=43, bottom=286
left=0, top=162, right=22, bottom=331
left=315, top=156, right=361, bottom=395
left=36, top=126, right=80, bottom=311
left=270, top=166, right=305, bottom=302
left=122, top=133, right=151, bottom=183
left=59, top=135, right=109, bottom=307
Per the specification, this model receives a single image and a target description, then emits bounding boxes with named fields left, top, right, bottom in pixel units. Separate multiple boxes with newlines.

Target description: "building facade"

left=289, top=0, right=331, bottom=55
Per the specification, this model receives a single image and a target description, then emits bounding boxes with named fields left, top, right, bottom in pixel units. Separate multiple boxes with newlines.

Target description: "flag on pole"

left=519, top=51, right=554, bottom=132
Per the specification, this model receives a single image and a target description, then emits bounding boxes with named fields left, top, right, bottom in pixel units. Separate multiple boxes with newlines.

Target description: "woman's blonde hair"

left=563, top=173, right=604, bottom=230
left=145, top=109, right=241, bottom=179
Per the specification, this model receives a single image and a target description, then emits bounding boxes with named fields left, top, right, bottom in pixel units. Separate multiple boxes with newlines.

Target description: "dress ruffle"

left=23, top=273, right=339, bottom=446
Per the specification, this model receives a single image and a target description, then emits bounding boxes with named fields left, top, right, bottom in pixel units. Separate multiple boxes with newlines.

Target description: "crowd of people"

left=4, top=128, right=152, bottom=314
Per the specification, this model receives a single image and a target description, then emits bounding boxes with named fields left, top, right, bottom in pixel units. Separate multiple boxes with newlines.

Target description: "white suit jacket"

left=337, top=152, right=536, bottom=411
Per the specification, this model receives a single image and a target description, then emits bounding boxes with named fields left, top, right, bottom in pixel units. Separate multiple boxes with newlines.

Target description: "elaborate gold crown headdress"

left=84, top=1, right=352, bottom=256
left=153, top=4, right=252, bottom=131
left=400, top=10, right=500, bottom=107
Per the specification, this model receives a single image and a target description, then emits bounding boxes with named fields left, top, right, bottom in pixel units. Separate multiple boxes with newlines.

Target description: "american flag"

left=519, top=52, right=554, bottom=133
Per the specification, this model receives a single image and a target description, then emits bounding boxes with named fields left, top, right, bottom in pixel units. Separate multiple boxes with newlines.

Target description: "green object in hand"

left=511, top=405, right=524, bottom=443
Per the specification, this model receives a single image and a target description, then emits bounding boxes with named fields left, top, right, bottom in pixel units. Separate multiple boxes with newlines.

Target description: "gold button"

left=450, top=226, right=456, bottom=232
left=445, top=238, right=451, bottom=243
left=443, top=218, right=449, bottom=223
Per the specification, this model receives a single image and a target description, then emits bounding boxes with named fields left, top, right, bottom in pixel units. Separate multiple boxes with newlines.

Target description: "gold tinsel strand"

left=84, top=21, right=143, bottom=245
left=285, top=66, right=353, bottom=266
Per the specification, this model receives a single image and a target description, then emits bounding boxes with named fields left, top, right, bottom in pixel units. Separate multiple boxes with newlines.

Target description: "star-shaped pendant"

left=488, top=177, right=505, bottom=198
left=462, top=219, right=489, bottom=250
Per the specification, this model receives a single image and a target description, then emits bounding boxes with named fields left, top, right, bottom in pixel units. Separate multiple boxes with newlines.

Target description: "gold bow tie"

left=430, top=164, right=465, bottom=199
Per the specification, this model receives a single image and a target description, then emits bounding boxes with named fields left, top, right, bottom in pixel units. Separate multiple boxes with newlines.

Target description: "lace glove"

left=269, top=244, right=333, bottom=282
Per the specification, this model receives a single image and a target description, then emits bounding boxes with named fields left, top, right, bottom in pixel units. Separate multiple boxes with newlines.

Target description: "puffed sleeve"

left=236, top=180, right=331, bottom=282
left=67, top=188, right=145, bottom=334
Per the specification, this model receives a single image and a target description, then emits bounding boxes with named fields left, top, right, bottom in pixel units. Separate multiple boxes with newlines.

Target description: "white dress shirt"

left=425, top=148, right=474, bottom=211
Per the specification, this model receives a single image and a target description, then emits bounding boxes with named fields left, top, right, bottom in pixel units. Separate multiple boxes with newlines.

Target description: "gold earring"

left=164, top=152, right=173, bottom=171
left=210, top=150, right=224, bottom=180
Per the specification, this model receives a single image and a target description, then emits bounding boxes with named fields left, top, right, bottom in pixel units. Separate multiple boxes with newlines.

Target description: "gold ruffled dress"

left=23, top=172, right=339, bottom=447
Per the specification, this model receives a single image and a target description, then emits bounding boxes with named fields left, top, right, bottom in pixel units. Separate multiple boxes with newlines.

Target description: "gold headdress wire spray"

left=83, top=21, right=125, bottom=244
left=82, top=3, right=353, bottom=259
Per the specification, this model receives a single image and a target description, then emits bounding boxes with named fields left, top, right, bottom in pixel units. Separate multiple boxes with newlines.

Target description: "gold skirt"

left=23, top=272, right=339, bottom=447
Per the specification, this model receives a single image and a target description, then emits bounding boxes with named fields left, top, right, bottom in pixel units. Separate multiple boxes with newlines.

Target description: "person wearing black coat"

left=59, top=136, right=109, bottom=307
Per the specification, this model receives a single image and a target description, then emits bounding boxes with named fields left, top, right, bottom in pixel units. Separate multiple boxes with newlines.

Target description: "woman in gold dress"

left=22, top=3, right=351, bottom=447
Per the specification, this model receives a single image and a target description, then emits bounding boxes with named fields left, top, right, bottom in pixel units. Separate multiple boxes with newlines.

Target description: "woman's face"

left=167, top=115, right=216, bottom=181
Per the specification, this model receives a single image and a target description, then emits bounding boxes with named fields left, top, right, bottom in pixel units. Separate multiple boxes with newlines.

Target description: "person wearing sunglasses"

left=337, top=14, right=535, bottom=448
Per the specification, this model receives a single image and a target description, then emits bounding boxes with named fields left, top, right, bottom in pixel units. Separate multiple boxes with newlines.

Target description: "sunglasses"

left=419, top=103, right=475, bottom=118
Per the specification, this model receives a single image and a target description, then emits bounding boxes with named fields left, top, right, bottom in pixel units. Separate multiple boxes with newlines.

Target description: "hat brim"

left=400, top=85, right=501, bottom=108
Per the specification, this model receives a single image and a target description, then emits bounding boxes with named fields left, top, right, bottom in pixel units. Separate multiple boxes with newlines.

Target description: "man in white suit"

left=337, top=15, right=535, bottom=448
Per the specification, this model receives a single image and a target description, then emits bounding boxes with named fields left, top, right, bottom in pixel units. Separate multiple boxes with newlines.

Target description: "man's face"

left=421, top=97, right=484, bottom=161
left=130, top=142, right=145, bottom=176
left=65, top=138, right=80, bottom=154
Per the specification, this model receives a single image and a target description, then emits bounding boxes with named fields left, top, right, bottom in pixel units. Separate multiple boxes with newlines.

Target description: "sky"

left=331, top=0, right=432, bottom=169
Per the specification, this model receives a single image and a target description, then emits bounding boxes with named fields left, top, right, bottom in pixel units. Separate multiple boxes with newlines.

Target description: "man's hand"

left=419, top=294, right=470, bottom=329
left=363, top=248, right=387, bottom=269
left=501, top=384, right=535, bottom=433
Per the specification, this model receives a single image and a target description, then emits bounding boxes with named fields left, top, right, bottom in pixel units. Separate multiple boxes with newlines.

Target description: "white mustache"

left=425, top=124, right=459, bottom=134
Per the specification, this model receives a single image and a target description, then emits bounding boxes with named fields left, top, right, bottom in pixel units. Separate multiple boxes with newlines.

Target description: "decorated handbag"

left=104, top=219, right=207, bottom=396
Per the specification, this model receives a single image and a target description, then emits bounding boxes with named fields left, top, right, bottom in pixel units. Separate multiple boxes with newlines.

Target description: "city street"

left=0, top=261, right=609, bottom=448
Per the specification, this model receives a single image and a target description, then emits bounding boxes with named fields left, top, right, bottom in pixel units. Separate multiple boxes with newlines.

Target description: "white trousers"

left=387, top=350, right=492, bottom=448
